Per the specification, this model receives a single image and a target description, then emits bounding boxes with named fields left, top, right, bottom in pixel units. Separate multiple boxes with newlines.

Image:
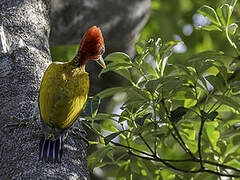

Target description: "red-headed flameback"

left=39, top=26, right=105, bottom=163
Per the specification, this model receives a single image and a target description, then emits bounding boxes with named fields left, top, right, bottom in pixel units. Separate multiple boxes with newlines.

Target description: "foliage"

left=141, top=0, right=240, bottom=66
left=83, top=0, right=240, bottom=179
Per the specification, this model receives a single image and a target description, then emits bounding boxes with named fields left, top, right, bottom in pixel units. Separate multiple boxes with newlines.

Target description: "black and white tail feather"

left=39, top=135, right=63, bottom=163
left=38, top=101, right=68, bottom=163
left=38, top=97, right=88, bottom=163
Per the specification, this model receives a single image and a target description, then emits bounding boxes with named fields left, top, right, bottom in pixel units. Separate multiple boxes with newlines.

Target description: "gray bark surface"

left=0, top=0, right=88, bottom=179
left=0, top=0, right=151, bottom=179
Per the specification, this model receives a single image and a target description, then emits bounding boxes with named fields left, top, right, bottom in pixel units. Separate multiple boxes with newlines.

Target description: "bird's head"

left=77, top=26, right=106, bottom=68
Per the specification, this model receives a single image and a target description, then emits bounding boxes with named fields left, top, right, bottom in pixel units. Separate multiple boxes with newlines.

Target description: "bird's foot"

left=1, top=115, right=38, bottom=132
left=71, top=127, right=89, bottom=147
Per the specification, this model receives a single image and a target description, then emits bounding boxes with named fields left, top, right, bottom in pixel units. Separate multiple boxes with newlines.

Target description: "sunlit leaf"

left=221, top=4, right=231, bottom=25
left=198, top=5, right=221, bottom=26
left=133, top=122, right=156, bottom=135
left=205, top=75, right=225, bottom=92
left=205, top=122, right=221, bottom=153
left=104, top=52, right=131, bottom=63
left=188, top=51, right=224, bottom=62
left=114, top=68, right=133, bottom=82
left=202, top=24, right=222, bottom=31
left=96, top=87, right=128, bottom=98
left=88, top=146, right=112, bottom=171
left=212, top=95, right=240, bottom=112
left=98, top=62, right=132, bottom=77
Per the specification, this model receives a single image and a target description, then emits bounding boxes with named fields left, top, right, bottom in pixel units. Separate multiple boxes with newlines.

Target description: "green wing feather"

left=39, top=62, right=89, bottom=129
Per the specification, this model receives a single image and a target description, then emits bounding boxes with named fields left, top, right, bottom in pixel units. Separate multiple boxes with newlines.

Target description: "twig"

left=130, top=151, right=240, bottom=178
left=111, top=140, right=240, bottom=178
left=110, top=141, right=153, bottom=157
left=161, top=98, right=195, bottom=159
left=152, top=99, right=158, bottom=156
left=198, top=116, right=205, bottom=169
left=172, top=123, right=196, bottom=159
left=139, top=133, right=155, bottom=155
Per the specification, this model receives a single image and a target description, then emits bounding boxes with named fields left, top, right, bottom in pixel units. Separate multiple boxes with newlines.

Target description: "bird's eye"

left=101, top=46, right=105, bottom=54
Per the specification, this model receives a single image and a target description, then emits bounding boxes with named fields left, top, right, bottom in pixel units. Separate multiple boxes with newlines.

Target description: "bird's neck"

left=70, top=52, right=87, bottom=69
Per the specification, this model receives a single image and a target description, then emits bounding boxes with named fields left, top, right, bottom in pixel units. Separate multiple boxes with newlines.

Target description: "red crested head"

left=76, top=26, right=105, bottom=68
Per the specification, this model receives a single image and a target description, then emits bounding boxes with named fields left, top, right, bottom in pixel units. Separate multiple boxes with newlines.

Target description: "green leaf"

left=104, top=52, right=131, bottom=63
left=118, top=110, right=131, bottom=123
left=83, top=96, right=100, bottom=117
left=135, top=41, right=146, bottom=55
left=212, top=95, right=240, bottom=112
left=85, top=113, right=120, bottom=122
left=224, top=143, right=240, bottom=160
left=221, top=4, right=231, bottom=25
left=198, top=5, right=221, bottom=26
left=104, top=131, right=123, bottom=145
left=98, top=62, right=132, bottom=77
left=88, top=146, right=112, bottom=171
left=140, top=159, right=158, bottom=179
left=135, top=113, right=152, bottom=126
left=145, top=78, right=162, bottom=94
left=114, top=68, right=133, bottom=82
left=207, top=111, right=218, bottom=121
left=205, top=75, right=224, bottom=92
left=188, top=50, right=224, bottom=62
left=205, top=122, right=221, bottom=153
left=132, top=86, right=151, bottom=100
left=98, top=53, right=132, bottom=77
left=199, top=24, right=222, bottom=31
left=96, top=87, right=128, bottom=98
left=216, top=7, right=226, bottom=26
left=173, top=87, right=195, bottom=100
left=170, top=107, right=188, bottom=123
left=230, top=81, right=240, bottom=93
left=133, top=122, right=156, bottom=135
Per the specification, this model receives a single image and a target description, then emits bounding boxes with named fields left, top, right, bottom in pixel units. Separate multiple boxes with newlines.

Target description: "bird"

left=38, top=26, right=105, bottom=163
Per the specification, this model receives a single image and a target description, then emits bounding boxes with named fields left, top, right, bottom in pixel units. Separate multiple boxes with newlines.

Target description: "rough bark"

left=0, top=0, right=88, bottom=179
left=0, top=0, right=151, bottom=179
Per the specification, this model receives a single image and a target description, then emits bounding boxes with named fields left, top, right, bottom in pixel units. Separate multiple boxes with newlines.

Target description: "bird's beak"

left=96, top=55, right=106, bottom=68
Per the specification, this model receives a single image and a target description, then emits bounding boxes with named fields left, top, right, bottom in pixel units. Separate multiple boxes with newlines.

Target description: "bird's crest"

left=79, top=26, right=105, bottom=60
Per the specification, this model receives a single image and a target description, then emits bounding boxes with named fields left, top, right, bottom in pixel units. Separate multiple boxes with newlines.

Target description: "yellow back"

left=39, top=62, right=89, bottom=129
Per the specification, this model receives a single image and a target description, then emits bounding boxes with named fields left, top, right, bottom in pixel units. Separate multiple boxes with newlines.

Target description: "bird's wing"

left=39, top=62, right=89, bottom=129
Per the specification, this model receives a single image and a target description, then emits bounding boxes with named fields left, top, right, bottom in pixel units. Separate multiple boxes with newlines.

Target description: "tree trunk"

left=0, top=0, right=151, bottom=179
left=0, top=0, right=88, bottom=179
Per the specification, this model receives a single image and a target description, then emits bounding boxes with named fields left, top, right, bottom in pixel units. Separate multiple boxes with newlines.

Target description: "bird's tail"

left=39, top=135, right=63, bottom=163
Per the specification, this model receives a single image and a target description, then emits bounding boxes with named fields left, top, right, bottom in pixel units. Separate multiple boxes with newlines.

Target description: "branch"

left=172, top=123, right=196, bottom=159
left=139, top=133, right=155, bottom=155
left=198, top=116, right=206, bottom=169
left=161, top=99, right=195, bottom=159
left=111, top=140, right=240, bottom=178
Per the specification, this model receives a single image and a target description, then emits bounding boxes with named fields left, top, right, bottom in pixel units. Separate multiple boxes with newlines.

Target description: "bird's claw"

left=71, top=128, right=89, bottom=147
